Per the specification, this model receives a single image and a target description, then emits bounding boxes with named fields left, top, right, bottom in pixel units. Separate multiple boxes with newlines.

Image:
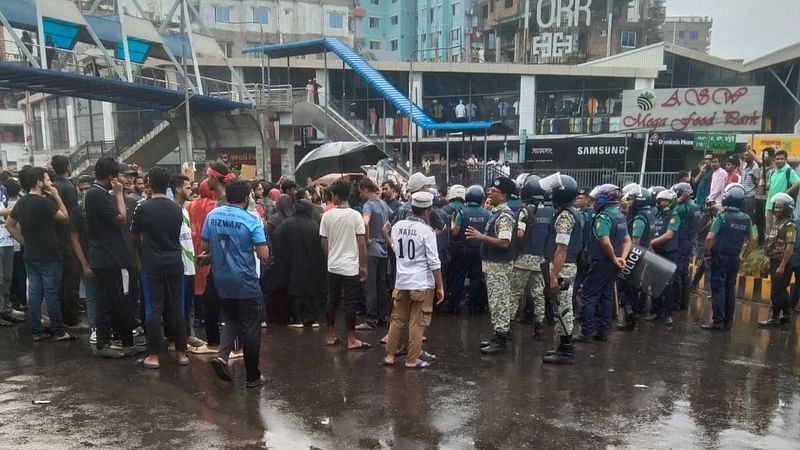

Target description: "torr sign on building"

left=621, top=86, right=764, bottom=133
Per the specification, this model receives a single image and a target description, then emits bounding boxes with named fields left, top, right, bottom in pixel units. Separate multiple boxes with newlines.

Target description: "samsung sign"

left=621, top=86, right=764, bottom=133
left=526, top=137, right=640, bottom=167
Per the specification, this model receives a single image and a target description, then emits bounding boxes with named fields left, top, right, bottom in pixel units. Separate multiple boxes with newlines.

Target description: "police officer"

left=760, top=192, right=797, bottom=327
left=439, top=185, right=466, bottom=314
left=618, top=185, right=654, bottom=330
left=510, top=176, right=554, bottom=340
left=542, top=175, right=583, bottom=364
left=575, top=184, right=630, bottom=343
left=701, top=184, right=755, bottom=330
left=571, top=188, right=594, bottom=321
left=672, top=182, right=700, bottom=310
left=448, top=185, right=491, bottom=314
left=466, top=177, right=517, bottom=354
left=647, top=189, right=681, bottom=325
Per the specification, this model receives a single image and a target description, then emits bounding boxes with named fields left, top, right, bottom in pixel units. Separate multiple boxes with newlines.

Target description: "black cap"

left=491, top=176, right=517, bottom=196
left=577, top=188, right=590, bottom=196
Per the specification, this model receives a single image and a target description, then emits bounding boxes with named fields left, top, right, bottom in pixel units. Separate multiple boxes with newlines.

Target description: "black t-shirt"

left=54, top=176, right=78, bottom=251
left=130, top=197, right=183, bottom=274
left=10, top=194, right=61, bottom=262
left=69, top=204, right=88, bottom=255
left=85, top=184, right=133, bottom=269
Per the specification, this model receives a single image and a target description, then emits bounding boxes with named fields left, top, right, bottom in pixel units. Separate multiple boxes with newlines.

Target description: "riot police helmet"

left=770, top=192, right=795, bottom=216
left=465, top=184, right=485, bottom=205
left=722, top=183, right=746, bottom=211
left=592, top=184, right=621, bottom=212
left=551, top=175, right=579, bottom=207
left=519, top=175, right=546, bottom=203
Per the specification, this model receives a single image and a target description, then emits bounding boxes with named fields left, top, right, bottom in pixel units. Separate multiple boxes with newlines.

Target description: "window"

left=451, top=3, right=458, bottom=16
left=370, top=0, right=379, bottom=4
left=390, top=39, right=398, bottom=51
left=451, top=28, right=460, bottom=41
left=252, top=7, right=269, bottom=24
left=678, top=31, right=685, bottom=39
left=220, top=41, right=233, bottom=57
left=505, top=0, right=513, bottom=8
left=245, top=42, right=260, bottom=58
left=390, top=15, right=398, bottom=25
left=369, top=17, right=380, bottom=28
left=214, top=6, right=231, bottom=23
left=689, top=31, right=699, bottom=41
left=482, top=4, right=489, bottom=18
left=329, top=12, right=343, bottom=29
left=621, top=31, right=636, bottom=48
left=430, top=8, right=434, bottom=23
left=369, top=40, right=380, bottom=50
left=626, top=0, right=640, bottom=22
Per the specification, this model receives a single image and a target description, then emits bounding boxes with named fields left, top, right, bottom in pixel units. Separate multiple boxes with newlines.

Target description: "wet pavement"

left=1, top=295, right=800, bottom=449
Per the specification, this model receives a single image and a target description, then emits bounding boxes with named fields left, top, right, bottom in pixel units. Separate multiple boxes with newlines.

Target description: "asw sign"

left=621, top=86, right=764, bottom=133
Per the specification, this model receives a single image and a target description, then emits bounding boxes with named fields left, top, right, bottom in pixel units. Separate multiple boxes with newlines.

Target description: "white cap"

left=407, top=172, right=436, bottom=193
left=447, top=184, right=466, bottom=200
left=411, top=191, right=434, bottom=208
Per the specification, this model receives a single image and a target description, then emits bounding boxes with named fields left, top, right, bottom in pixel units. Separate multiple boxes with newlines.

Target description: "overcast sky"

left=666, top=0, right=800, bottom=61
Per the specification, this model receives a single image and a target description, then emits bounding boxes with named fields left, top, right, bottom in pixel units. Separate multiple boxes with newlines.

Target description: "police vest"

left=580, top=207, right=594, bottom=250
left=588, top=208, right=627, bottom=261
left=653, top=209, right=679, bottom=255
left=713, top=211, right=751, bottom=257
left=480, top=206, right=517, bottom=262
left=459, top=206, right=491, bottom=249
left=508, top=198, right=523, bottom=214
left=677, top=201, right=700, bottom=249
left=544, top=206, right=584, bottom=263
left=629, top=208, right=655, bottom=248
left=521, top=204, right=555, bottom=257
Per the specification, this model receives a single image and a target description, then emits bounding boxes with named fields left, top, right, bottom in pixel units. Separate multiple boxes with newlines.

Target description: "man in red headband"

left=207, top=162, right=237, bottom=207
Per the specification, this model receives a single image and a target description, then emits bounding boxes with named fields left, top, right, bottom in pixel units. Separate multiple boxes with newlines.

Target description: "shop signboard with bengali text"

left=621, top=86, right=764, bottom=133
left=747, top=134, right=800, bottom=157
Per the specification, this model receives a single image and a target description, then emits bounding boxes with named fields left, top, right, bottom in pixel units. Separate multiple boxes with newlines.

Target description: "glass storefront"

left=535, top=76, right=633, bottom=135
left=46, top=97, right=69, bottom=150
left=74, top=98, right=105, bottom=143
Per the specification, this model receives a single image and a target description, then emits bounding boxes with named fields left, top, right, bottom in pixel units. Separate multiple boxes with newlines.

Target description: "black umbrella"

left=294, top=141, right=389, bottom=185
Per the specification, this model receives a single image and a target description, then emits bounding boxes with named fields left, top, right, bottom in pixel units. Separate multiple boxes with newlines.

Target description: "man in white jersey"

left=383, top=191, right=444, bottom=369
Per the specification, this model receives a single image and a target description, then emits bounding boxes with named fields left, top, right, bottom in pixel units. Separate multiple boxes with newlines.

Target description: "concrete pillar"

left=66, top=99, right=77, bottom=148
left=278, top=123, right=295, bottom=177
left=519, top=75, right=536, bottom=136
left=635, top=78, right=655, bottom=90
left=102, top=102, right=116, bottom=141
left=40, top=99, right=50, bottom=154
left=409, top=71, right=423, bottom=140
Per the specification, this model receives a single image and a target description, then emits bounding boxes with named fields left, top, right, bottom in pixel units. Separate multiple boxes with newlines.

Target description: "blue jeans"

left=26, top=261, right=65, bottom=337
left=82, top=274, right=99, bottom=328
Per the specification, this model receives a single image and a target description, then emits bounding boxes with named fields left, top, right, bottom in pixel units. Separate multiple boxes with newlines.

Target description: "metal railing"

left=0, top=39, right=250, bottom=103
left=68, top=140, right=120, bottom=168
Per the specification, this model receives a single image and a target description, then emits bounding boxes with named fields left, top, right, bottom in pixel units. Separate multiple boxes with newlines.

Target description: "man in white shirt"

left=707, top=155, right=729, bottom=204
left=383, top=191, right=444, bottom=369
left=320, top=181, right=370, bottom=350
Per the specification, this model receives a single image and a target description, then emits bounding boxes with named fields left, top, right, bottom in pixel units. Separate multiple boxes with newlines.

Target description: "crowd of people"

left=2, top=145, right=799, bottom=386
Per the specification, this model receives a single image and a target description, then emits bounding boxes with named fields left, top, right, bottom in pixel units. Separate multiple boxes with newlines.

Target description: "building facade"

left=663, top=16, right=712, bottom=54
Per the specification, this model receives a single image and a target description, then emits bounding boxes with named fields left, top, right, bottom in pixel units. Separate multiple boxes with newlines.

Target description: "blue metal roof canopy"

left=0, top=0, right=84, bottom=50
left=0, top=62, right=250, bottom=111
left=243, top=38, right=513, bottom=135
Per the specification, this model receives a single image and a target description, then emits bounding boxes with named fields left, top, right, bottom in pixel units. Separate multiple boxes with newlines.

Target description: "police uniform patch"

left=669, top=218, right=676, bottom=225
left=595, top=222, right=601, bottom=229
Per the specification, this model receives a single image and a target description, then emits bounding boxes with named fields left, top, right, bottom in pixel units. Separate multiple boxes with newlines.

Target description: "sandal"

left=419, top=351, right=437, bottom=362
left=325, top=338, right=341, bottom=346
left=135, top=358, right=160, bottom=370
left=355, top=323, right=375, bottom=331
left=348, top=341, right=372, bottom=350
left=32, top=334, right=51, bottom=342
left=381, top=359, right=395, bottom=366
left=176, top=355, right=190, bottom=366
left=404, top=360, right=430, bottom=369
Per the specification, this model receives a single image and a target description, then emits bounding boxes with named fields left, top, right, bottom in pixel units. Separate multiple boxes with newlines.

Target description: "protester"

left=381, top=180, right=402, bottom=212
left=6, top=167, right=72, bottom=341
left=356, top=178, right=391, bottom=330
left=693, top=154, right=714, bottom=205
left=383, top=191, right=444, bottom=369
left=131, top=167, right=188, bottom=369
left=765, top=150, right=800, bottom=234
left=70, top=176, right=97, bottom=342
left=202, top=180, right=269, bottom=388
left=85, top=158, right=137, bottom=358
left=706, top=156, right=728, bottom=204
left=273, top=199, right=326, bottom=327
left=186, top=179, right=215, bottom=337
left=266, top=195, right=295, bottom=235
left=724, top=157, right=740, bottom=187
left=739, top=149, right=760, bottom=222
left=51, top=155, right=80, bottom=327
left=320, top=181, right=370, bottom=350
left=0, top=176, right=22, bottom=327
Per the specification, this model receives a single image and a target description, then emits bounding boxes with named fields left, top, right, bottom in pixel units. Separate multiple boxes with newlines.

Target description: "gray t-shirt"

left=363, top=198, right=391, bottom=258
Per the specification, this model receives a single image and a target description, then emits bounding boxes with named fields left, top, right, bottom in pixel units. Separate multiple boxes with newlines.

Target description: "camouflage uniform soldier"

left=510, top=175, right=554, bottom=340
left=542, top=174, right=584, bottom=365
left=760, top=192, right=797, bottom=327
left=466, top=177, right=518, bottom=355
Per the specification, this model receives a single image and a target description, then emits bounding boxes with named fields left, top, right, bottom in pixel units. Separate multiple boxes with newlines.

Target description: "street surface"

left=0, top=296, right=798, bottom=449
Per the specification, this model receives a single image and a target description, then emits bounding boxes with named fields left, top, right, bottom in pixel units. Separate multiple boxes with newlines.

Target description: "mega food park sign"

left=621, top=86, right=765, bottom=133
